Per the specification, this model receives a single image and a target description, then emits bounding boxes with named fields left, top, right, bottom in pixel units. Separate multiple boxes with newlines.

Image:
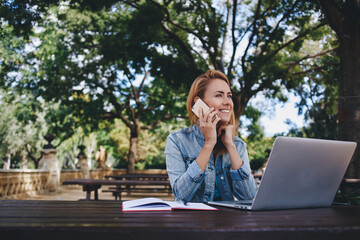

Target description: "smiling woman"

left=165, top=70, right=257, bottom=203
left=196, top=81, right=233, bottom=126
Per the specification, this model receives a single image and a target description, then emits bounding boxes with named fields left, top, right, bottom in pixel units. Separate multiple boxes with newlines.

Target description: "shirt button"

left=220, top=176, right=224, bottom=180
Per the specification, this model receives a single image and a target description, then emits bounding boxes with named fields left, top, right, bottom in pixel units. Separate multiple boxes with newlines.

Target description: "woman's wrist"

left=203, top=140, right=216, bottom=149
left=224, top=141, right=236, bottom=151
left=227, top=144, right=243, bottom=170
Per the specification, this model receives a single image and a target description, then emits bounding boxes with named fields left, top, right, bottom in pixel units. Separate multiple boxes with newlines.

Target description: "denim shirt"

left=165, top=124, right=257, bottom=203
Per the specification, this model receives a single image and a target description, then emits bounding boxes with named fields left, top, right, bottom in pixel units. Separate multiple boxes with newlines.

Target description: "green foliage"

left=286, top=27, right=339, bottom=140
left=56, top=119, right=187, bottom=170
left=246, top=136, right=274, bottom=172
left=242, top=105, right=264, bottom=142
left=137, top=121, right=187, bottom=170
left=0, top=0, right=60, bottom=38
left=0, top=23, right=26, bottom=88
left=241, top=104, right=274, bottom=171
left=0, top=1, right=343, bottom=172
left=0, top=90, right=48, bottom=169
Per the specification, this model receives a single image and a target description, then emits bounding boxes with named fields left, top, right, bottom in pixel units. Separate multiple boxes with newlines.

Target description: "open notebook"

left=122, top=197, right=218, bottom=212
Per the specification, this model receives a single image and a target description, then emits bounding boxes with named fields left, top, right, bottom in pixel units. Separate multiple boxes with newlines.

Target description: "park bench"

left=103, top=173, right=172, bottom=200
left=63, top=178, right=171, bottom=201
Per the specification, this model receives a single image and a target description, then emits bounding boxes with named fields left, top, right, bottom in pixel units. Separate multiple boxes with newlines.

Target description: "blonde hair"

left=186, top=70, right=236, bottom=157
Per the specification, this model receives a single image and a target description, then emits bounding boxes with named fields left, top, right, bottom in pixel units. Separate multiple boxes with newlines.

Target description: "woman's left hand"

left=217, top=124, right=235, bottom=149
left=218, top=123, right=243, bottom=170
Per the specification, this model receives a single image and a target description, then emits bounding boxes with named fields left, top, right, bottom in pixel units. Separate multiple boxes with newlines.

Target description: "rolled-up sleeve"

left=229, top=141, right=257, bottom=200
left=165, top=133, right=205, bottom=202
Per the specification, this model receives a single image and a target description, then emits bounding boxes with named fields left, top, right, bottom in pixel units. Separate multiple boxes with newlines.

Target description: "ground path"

left=7, top=185, right=174, bottom=201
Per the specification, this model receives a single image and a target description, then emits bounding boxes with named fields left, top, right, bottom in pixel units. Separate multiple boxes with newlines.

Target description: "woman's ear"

left=194, top=96, right=200, bottom=103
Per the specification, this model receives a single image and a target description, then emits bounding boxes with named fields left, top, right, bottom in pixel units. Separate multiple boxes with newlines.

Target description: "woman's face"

left=201, top=79, right=234, bottom=125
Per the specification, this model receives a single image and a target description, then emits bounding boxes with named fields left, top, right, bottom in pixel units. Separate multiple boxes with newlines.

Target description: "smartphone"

left=192, top=98, right=210, bottom=118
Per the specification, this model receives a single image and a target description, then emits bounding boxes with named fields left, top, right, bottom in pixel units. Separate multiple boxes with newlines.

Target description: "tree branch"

left=228, top=0, right=239, bottom=75
left=260, top=0, right=300, bottom=55
left=241, top=0, right=262, bottom=76
left=138, top=71, right=149, bottom=95
left=25, top=144, right=43, bottom=168
left=282, top=47, right=338, bottom=67
left=121, top=0, right=140, bottom=9
left=268, top=22, right=326, bottom=60
left=291, top=62, right=339, bottom=76
left=55, top=131, right=74, bottom=148
left=221, top=0, right=232, bottom=70
left=148, top=0, right=201, bottom=65
left=92, top=79, right=124, bottom=114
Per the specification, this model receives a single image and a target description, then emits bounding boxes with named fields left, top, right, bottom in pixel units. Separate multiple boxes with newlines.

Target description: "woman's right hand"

left=199, top=107, right=221, bottom=147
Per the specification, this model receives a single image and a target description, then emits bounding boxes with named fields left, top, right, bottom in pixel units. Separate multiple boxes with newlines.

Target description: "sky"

left=241, top=92, right=307, bottom=137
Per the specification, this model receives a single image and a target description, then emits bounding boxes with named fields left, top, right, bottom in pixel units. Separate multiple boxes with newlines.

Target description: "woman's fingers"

left=218, top=124, right=233, bottom=136
left=200, top=107, right=215, bottom=123
left=208, top=110, right=219, bottom=123
left=217, top=125, right=225, bottom=136
left=202, top=108, right=220, bottom=125
left=213, top=114, right=221, bottom=125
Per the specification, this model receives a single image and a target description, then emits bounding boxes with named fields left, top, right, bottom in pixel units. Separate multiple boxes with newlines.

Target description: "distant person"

left=165, top=70, right=257, bottom=203
left=95, top=145, right=110, bottom=170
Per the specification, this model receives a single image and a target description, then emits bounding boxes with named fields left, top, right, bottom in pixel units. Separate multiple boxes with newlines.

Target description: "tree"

left=2, top=5, right=188, bottom=172
left=0, top=98, right=22, bottom=169
left=117, top=0, right=334, bottom=127
left=44, top=0, right=334, bottom=127
left=316, top=0, right=360, bottom=179
left=1, top=1, right=341, bottom=172
left=286, top=30, right=340, bottom=140
left=0, top=90, right=49, bottom=169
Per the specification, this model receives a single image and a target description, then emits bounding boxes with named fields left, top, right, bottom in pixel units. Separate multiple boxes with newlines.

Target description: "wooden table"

left=63, top=179, right=171, bottom=200
left=0, top=200, right=359, bottom=240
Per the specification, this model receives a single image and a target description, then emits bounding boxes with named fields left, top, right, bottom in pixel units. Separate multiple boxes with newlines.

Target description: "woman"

left=165, top=70, right=257, bottom=203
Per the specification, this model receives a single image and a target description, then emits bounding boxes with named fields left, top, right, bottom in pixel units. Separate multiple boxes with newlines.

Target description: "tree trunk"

left=338, top=25, right=360, bottom=179
left=233, top=93, right=250, bottom=133
left=127, top=126, right=140, bottom=173
left=317, top=0, right=360, bottom=179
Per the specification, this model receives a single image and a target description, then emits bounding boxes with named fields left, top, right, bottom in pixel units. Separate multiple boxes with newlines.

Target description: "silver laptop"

left=208, top=136, right=357, bottom=210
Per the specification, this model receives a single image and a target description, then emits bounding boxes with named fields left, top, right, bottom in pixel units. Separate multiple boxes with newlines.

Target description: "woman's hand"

left=218, top=124, right=235, bottom=149
left=199, top=107, right=221, bottom=148
left=218, top=123, right=243, bottom=170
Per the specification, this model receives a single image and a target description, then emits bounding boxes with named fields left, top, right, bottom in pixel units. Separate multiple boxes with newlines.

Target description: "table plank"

left=0, top=200, right=359, bottom=240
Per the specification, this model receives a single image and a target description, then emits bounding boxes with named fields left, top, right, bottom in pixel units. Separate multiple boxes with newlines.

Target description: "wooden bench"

left=103, top=173, right=172, bottom=200
left=63, top=179, right=171, bottom=201
left=105, top=173, right=169, bottom=181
